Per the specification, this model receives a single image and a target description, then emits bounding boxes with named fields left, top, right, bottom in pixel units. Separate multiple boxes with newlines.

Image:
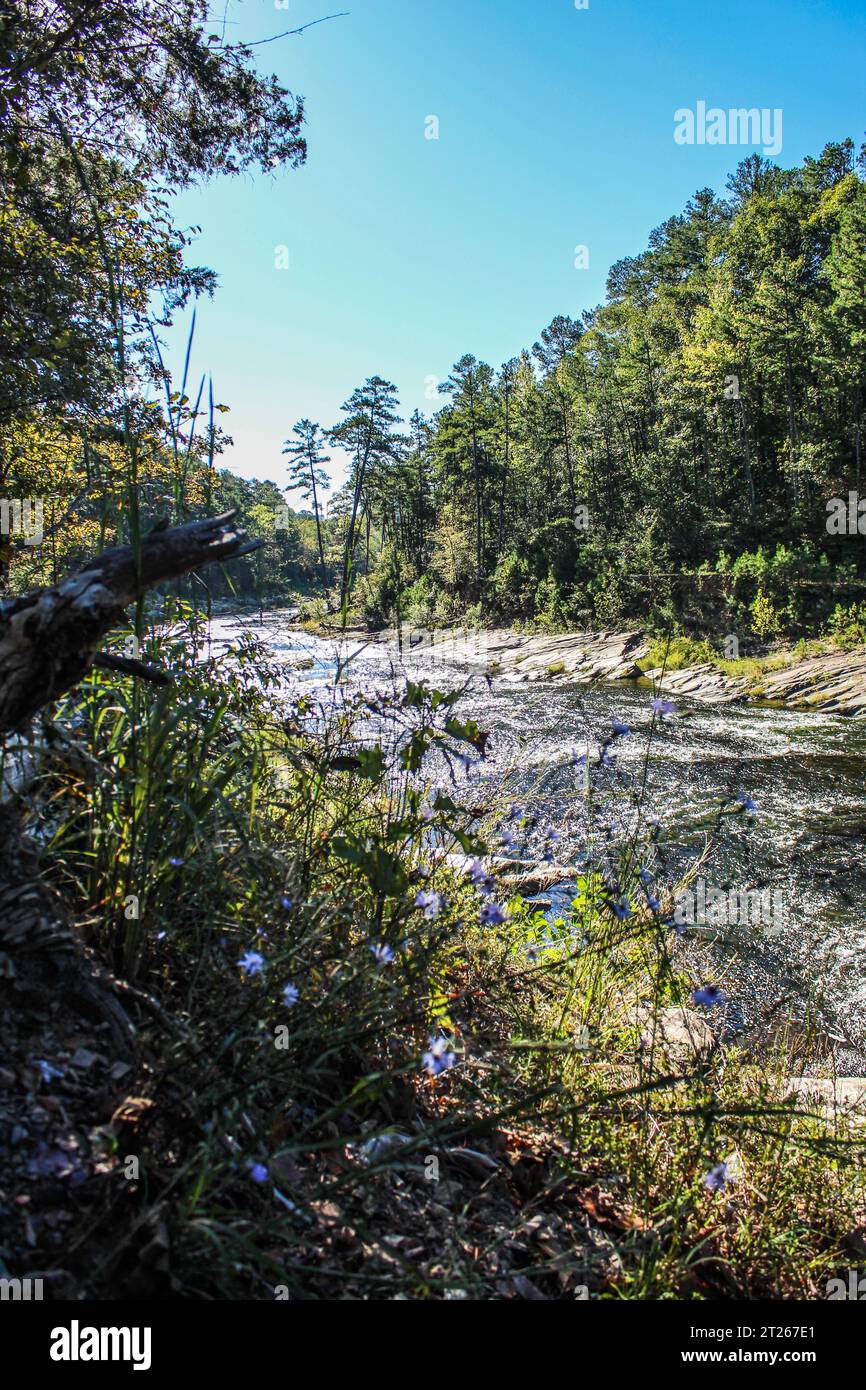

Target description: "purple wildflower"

left=370, top=943, right=395, bottom=964
left=237, top=951, right=265, bottom=977
left=422, top=1036, right=457, bottom=1077
left=693, top=984, right=726, bottom=1009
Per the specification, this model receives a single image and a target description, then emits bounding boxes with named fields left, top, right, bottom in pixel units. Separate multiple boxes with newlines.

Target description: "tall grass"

left=8, top=200, right=862, bottom=1295
left=16, top=601, right=865, bottom=1298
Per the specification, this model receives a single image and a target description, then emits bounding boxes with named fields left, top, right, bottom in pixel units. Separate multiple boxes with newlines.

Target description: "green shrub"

left=827, top=601, right=866, bottom=650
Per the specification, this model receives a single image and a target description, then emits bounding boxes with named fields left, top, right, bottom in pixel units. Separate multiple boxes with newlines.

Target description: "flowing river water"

left=212, top=612, right=866, bottom=1070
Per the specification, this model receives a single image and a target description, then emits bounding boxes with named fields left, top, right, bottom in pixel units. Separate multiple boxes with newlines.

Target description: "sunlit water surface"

left=211, top=613, right=866, bottom=1065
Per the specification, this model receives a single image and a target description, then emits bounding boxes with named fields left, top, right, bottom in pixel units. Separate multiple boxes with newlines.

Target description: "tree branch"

left=244, top=13, right=350, bottom=46
left=0, top=511, right=261, bottom=733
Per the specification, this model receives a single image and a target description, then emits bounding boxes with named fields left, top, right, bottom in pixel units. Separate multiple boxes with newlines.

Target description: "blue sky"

left=166, top=0, right=866, bottom=494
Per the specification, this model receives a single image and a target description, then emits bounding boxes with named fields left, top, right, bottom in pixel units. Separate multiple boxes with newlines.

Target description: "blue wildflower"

left=422, top=1036, right=457, bottom=1077
left=35, top=1059, right=65, bottom=1084
left=693, top=984, right=726, bottom=1009
left=738, top=795, right=758, bottom=813
left=469, top=859, right=496, bottom=894
left=279, top=895, right=294, bottom=911
left=249, top=1162, right=269, bottom=1185
left=168, top=856, right=185, bottom=868
left=370, top=943, right=395, bottom=964
left=415, top=889, right=444, bottom=920
left=611, top=718, right=631, bottom=737
left=703, top=1162, right=728, bottom=1193
left=282, top=983, right=299, bottom=1007
left=610, top=898, right=632, bottom=920
left=480, top=901, right=507, bottom=926
left=237, top=951, right=265, bottom=977
left=651, top=697, right=676, bottom=718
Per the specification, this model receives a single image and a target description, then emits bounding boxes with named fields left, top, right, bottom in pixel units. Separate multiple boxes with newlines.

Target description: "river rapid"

left=211, top=612, right=866, bottom=1070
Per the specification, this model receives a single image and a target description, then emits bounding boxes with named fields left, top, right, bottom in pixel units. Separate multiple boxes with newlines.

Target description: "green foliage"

left=750, top=587, right=782, bottom=638
left=827, top=601, right=866, bottom=649
left=331, top=140, right=866, bottom=638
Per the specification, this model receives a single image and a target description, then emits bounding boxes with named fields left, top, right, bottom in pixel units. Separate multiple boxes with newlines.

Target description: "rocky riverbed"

left=214, top=613, right=866, bottom=1079
left=376, top=625, right=866, bottom=717
left=379, top=626, right=650, bottom=683
left=646, top=646, right=866, bottom=715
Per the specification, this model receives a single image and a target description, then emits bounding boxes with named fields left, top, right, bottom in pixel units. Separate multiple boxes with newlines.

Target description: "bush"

left=827, top=601, right=866, bottom=650
left=750, top=588, right=781, bottom=639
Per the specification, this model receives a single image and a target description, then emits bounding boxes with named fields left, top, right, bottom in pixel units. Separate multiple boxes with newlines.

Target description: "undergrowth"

left=7, top=609, right=863, bottom=1300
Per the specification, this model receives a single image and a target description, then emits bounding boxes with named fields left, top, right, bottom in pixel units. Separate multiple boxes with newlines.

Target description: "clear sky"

left=165, top=0, right=866, bottom=494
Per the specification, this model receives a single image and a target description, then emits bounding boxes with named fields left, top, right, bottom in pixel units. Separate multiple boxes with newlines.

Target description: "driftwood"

left=0, top=511, right=261, bottom=734
left=0, top=512, right=261, bottom=1041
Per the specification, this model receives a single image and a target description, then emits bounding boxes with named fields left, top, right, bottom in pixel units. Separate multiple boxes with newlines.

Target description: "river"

left=211, top=612, right=866, bottom=1069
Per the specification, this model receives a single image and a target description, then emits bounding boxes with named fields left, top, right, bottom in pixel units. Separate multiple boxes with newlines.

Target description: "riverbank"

left=5, top=604, right=862, bottom=1300
left=360, top=623, right=866, bottom=717
left=644, top=644, right=866, bottom=716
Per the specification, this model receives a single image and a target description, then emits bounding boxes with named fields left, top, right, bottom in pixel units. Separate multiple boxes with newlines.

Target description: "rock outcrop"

left=386, top=627, right=650, bottom=685
left=646, top=646, right=866, bottom=716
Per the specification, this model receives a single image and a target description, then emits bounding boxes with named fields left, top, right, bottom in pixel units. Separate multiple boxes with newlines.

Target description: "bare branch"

left=0, top=511, right=262, bottom=733
left=244, top=12, right=350, bottom=47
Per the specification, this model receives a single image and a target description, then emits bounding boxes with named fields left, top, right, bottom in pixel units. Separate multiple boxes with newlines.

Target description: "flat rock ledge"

left=379, top=626, right=866, bottom=715
left=784, top=1076, right=866, bottom=1120
left=383, top=627, right=649, bottom=685
left=647, top=645, right=866, bottom=716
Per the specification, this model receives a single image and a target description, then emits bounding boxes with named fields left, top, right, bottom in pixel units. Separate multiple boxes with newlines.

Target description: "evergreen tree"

left=283, top=419, right=330, bottom=573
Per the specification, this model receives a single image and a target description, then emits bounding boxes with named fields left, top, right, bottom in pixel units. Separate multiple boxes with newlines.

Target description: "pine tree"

left=283, top=419, right=330, bottom=573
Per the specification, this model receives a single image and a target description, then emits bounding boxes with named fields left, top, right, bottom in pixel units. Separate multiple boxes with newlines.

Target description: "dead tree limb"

left=0, top=513, right=261, bottom=1042
left=0, top=510, right=261, bottom=734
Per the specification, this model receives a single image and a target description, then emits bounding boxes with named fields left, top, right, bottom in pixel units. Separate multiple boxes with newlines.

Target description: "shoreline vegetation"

left=4, top=598, right=866, bottom=1300
left=293, top=609, right=866, bottom=717
left=2, top=2, right=866, bottom=1303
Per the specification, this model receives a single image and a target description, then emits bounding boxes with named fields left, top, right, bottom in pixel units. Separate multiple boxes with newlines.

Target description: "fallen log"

left=0, top=512, right=261, bottom=1036
left=0, top=511, right=261, bottom=734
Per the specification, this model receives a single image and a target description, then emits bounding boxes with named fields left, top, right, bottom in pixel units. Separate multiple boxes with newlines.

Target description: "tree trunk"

left=0, top=511, right=260, bottom=1018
